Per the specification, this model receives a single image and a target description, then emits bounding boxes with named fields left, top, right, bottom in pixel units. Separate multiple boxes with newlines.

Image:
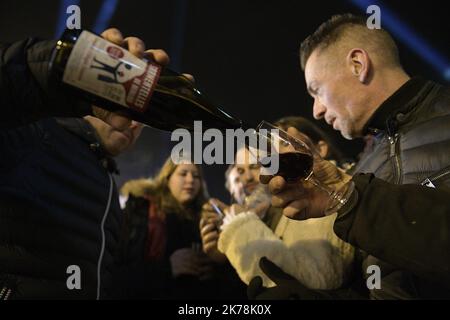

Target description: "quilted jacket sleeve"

left=0, top=38, right=91, bottom=130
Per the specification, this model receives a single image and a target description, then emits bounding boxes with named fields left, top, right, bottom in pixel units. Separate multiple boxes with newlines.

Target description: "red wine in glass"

left=254, top=120, right=354, bottom=214
left=260, top=151, right=314, bottom=183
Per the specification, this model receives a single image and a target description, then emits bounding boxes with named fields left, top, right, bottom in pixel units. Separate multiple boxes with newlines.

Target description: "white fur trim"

left=218, top=211, right=353, bottom=289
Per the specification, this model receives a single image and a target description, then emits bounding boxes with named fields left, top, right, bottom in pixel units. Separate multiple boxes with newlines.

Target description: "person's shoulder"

left=120, top=178, right=156, bottom=198
left=422, top=79, right=450, bottom=102
left=414, top=80, right=450, bottom=118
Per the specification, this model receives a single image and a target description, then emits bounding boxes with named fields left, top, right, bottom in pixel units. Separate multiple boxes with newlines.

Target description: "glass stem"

left=305, top=173, right=354, bottom=214
left=306, top=173, right=335, bottom=197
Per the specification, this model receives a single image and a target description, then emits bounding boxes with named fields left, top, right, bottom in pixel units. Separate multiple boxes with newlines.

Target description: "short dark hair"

left=300, top=13, right=400, bottom=70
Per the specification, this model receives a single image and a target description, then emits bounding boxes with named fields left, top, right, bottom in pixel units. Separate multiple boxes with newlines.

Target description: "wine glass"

left=248, top=121, right=354, bottom=215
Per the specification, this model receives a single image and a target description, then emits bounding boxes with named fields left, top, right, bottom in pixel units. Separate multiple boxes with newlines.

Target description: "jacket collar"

left=363, top=77, right=428, bottom=136
left=55, top=117, right=119, bottom=174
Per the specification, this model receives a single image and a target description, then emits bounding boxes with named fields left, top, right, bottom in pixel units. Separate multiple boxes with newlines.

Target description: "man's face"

left=227, top=166, right=245, bottom=204
left=84, top=114, right=143, bottom=156
left=235, top=147, right=260, bottom=196
left=304, top=49, right=367, bottom=140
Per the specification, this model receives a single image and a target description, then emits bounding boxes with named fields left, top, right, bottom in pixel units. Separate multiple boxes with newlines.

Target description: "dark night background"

left=1, top=0, right=448, bottom=202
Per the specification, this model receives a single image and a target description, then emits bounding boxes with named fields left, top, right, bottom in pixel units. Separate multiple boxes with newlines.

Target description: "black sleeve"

left=116, top=195, right=149, bottom=265
left=0, top=38, right=92, bottom=130
left=112, top=195, right=173, bottom=298
left=334, top=173, right=450, bottom=287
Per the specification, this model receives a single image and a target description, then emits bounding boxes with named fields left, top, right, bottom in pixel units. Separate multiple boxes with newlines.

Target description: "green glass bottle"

left=50, top=28, right=242, bottom=132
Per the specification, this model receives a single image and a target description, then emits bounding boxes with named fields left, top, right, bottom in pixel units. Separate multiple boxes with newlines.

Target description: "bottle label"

left=63, top=30, right=161, bottom=113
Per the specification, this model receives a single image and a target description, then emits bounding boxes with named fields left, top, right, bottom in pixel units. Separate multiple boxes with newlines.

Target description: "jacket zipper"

left=387, top=133, right=401, bottom=184
left=0, top=276, right=15, bottom=300
left=96, top=172, right=113, bottom=300
left=429, top=168, right=450, bottom=182
left=421, top=165, right=450, bottom=188
left=0, top=287, right=12, bottom=300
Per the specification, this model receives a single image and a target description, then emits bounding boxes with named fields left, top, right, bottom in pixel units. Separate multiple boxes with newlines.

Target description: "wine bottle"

left=50, top=28, right=242, bottom=132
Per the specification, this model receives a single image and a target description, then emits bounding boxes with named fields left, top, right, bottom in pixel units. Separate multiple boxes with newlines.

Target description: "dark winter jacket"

left=0, top=117, right=123, bottom=299
left=0, top=38, right=122, bottom=299
left=334, top=78, right=450, bottom=299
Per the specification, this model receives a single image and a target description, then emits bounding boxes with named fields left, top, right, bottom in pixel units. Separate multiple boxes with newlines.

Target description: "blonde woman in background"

left=118, top=157, right=234, bottom=299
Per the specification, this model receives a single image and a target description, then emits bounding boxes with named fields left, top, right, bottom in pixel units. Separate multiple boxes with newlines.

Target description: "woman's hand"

left=200, top=209, right=227, bottom=264
left=169, top=248, right=201, bottom=278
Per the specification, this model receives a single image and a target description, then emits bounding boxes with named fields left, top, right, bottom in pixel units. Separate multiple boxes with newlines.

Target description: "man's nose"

left=244, top=169, right=254, bottom=182
left=313, top=99, right=326, bottom=120
left=129, top=120, right=144, bottom=132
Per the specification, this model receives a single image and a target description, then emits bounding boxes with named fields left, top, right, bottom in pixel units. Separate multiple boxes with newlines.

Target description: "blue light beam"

left=92, top=0, right=120, bottom=34
left=55, top=0, right=81, bottom=38
left=349, top=0, right=450, bottom=81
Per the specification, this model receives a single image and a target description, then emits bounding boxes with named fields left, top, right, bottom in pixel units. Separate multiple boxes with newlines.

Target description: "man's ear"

left=316, top=140, right=329, bottom=158
left=346, top=48, right=370, bottom=83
